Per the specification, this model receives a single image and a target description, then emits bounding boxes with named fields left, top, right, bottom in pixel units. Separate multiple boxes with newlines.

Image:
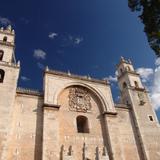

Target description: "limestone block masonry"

left=0, top=26, right=160, bottom=160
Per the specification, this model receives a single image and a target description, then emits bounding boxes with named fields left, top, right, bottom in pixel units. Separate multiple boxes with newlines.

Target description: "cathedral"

left=0, top=25, right=160, bottom=160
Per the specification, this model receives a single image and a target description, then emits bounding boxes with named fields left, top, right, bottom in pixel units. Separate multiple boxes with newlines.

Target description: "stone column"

left=42, top=104, right=60, bottom=160
left=103, top=112, right=118, bottom=160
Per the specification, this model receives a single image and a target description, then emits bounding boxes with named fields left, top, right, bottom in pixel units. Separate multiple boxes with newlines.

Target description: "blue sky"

left=0, top=0, right=160, bottom=120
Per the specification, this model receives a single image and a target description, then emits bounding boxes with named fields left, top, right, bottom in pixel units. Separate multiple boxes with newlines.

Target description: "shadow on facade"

left=129, top=109, right=145, bottom=160
left=34, top=98, right=44, bottom=160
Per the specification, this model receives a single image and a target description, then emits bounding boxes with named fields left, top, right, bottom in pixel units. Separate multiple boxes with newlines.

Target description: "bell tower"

left=117, top=57, right=160, bottom=160
left=0, top=26, right=20, bottom=160
left=117, top=57, right=144, bottom=105
left=0, top=25, right=16, bottom=63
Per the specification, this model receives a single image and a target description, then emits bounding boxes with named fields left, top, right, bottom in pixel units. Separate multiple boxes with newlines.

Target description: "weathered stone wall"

left=43, top=85, right=110, bottom=160
left=128, top=89, right=160, bottom=160
left=106, top=106, right=143, bottom=160
left=0, top=64, right=19, bottom=160
left=5, top=93, right=43, bottom=160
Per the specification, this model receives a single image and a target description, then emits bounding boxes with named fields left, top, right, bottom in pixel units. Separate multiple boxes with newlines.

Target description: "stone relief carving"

left=138, top=92, right=145, bottom=105
left=68, top=87, right=92, bottom=112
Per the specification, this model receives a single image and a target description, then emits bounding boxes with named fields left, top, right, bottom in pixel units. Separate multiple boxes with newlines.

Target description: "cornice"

left=0, top=30, right=15, bottom=36
left=16, top=87, right=43, bottom=97
left=0, top=61, right=19, bottom=69
left=45, top=69, right=109, bottom=85
left=115, top=103, right=131, bottom=110
left=117, top=70, right=139, bottom=80
left=43, top=103, right=60, bottom=110
left=0, top=40, right=15, bottom=47
left=103, top=111, right=117, bottom=116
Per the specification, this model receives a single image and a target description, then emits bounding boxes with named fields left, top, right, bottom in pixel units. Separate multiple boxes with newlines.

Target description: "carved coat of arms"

left=68, top=87, right=92, bottom=112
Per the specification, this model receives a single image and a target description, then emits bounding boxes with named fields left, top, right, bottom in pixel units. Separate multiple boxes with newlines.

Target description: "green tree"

left=128, top=0, right=160, bottom=57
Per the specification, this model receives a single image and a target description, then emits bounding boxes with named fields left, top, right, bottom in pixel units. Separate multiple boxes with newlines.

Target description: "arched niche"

left=55, top=82, right=108, bottom=113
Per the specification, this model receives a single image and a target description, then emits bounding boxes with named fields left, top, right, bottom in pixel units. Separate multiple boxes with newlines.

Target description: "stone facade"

left=0, top=26, right=160, bottom=160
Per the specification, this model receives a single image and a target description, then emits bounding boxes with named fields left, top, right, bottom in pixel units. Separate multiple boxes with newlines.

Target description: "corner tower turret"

left=117, top=57, right=144, bottom=104
left=0, top=25, right=16, bottom=63
left=117, top=57, right=160, bottom=160
left=0, top=26, right=20, bottom=160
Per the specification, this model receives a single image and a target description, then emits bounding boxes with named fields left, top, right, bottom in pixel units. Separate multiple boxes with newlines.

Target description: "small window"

left=0, top=50, right=4, bottom=61
left=134, top=81, right=139, bottom=88
left=149, top=116, right=153, bottom=121
left=3, top=36, right=7, bottom=42
left=123, top=82, right=127, bottom=89
left=0, top=69, right=5, bottom=83
left=76, top=116, right=89, bottom=133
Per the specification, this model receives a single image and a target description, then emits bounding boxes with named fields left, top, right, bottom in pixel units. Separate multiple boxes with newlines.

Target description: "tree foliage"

left=128, top=0, right=160, bottom=56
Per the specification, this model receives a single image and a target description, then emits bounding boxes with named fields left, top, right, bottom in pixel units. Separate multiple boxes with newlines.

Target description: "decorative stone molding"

left=0, top=40, right=15, bottom=47
left=0, top=61, right=20, bottom=68
left=117, top=70, right=139, bottom=80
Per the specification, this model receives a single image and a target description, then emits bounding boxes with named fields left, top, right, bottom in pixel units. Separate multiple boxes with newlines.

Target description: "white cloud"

left=103, top=71, right=118, bottom=83
left=150, top=65, right=160, bottom=110
left=75, top=37, right=83, bottom=44
left=21, top=76, right=30, bottom=81
left=136, top=63, right=160, bottom=110
left=136, top=67, right=153, bottom=83
left=60, top=34, right=84, bottom=47
left=33, top=49, right=46, bottom=60
left=37, top=62, right=45, bottom=70
left=48, top=32, right=58, bottom=39
left=0, top=17, right=11, bottom=25
left=104, top=75, right=117, bottom=82
left=20, top=17, right=29, bottom=24
left=155, top=57, right=160, bottom=66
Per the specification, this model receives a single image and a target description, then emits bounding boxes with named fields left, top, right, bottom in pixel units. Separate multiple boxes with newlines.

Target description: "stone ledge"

left=103, top=111, right=117, bottom=116
left=0, top=61, right=19, bottom=68
left=0, top=30, right=15, bottom=36
left=0, top=40, right=14, bottom=47
left=43, top=103, right=60, bottom=110
left=131, top=87, right=146, bottom=92
left=117, top=70, right=139, bottom=80
left=16, top=87, right=43, bottom=96
left=115, top=103, right=131, bottom=109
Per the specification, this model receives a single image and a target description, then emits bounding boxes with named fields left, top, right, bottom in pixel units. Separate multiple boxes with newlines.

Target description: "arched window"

left=123, top=82, right=127, bottom=89
left=134, top=81, right=139, bottom=88
left=3, top=36, right=7, bottom=42
left=0, top=50, right=4, bottom=61
left=0, top=69, right=5, bottom=83
left=76, top=116, right=89, bottom=133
